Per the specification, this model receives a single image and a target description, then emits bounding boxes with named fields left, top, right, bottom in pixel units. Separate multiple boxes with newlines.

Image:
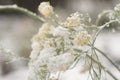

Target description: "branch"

left=95, top=47, right=120, bottom=72
left=87, top=54, right=118, bottom=80
left=92, top=19, right=118, bottom=46
left=0, top=5, right=44, bottom=23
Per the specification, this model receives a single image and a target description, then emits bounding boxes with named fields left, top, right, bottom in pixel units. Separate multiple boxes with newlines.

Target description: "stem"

left=92, top=19, right=118, bottom=46
left=0, top=5, right=44, bottom=23
left=90, top=19, right=120, bottom=76
left=95, top=47, right=120, bottom=73
left=87, top=54, right=118, bottom=80
left=90, top=48, right=101, bottom=79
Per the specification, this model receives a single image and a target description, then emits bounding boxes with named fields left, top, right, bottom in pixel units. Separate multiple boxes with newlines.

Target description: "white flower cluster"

left=28, top=2, right=91, bottom=80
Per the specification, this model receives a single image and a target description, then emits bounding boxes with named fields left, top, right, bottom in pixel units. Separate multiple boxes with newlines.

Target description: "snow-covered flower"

left=38, top=2, right=54, bottom=18
left=30, top=41, right=44, bottom=60
left=35, top=47, right=57, bottom=66
left=43, top=39, right=56, bottom=48
left=114, top=4, right=120, bottom=12
left=31, top=42, right=43, bottom=51
left=30, top=5, right=91, bottom=80
left=75, top=31, right=91, bottom=46
left=30, top=50, right=40, bottom=60
left=63, top=12, right=80, bottom=28
left=47, top=52, right=75, bottom=73
left=52, top=26, right=70, bottom=38
left=38, top=23, right=54, bottom=33
left=32, top=23, right=53, bottom=42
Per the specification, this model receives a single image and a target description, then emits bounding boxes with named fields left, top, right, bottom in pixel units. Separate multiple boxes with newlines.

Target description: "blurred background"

left=0, top=0, right=120, bottom=80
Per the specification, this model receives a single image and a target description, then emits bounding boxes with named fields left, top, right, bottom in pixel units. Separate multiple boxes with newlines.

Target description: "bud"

left=38, top=2, right=54, bottom=18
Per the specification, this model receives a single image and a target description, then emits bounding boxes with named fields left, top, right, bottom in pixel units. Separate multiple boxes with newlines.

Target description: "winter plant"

left=0, top=1, right=120, bottom=80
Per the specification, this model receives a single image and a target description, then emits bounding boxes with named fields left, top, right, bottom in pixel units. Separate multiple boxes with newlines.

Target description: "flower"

left=52, top=26, right=70, bottom=38
left=47, top=52, right=75, bottom=73
left=30, top=23, right=54, bottom=60
left=38, top=23, right=54, bottom=33
left=114, top=4, right=120, bottom=12
left=30, top=42, right=44, bottom=60
left=29, top=10, right=90, bottom=80
left=75, top=31, right=91, bottom=46
left=38, top=2, right=54, bottom=18
left=35, top=47, right=57, bottom=66
left=32, top=32, right=47, bottom=42
left=44, top=39, right=56, bottom=48
left=63, top=12, right=80, bottom=27
left=32, top=23, right=53, bottom=42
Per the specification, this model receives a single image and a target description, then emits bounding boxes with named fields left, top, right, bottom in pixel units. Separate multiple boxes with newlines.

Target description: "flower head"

left=47, top=52, right=75, bottom=72
left=114, top=4, right=120, bottom=12
left=52, top=26, right=70, bottom=37
left=63, top=12, right=80, bottom=28
left=75, top=31, right=91, bottom=46
left=29, top=9, right=91, bottom=80
left=32, top=23, right=53, bottom=42
left=38, top=23, right=53, bottom=33
left=38, top=2, right=54, bottom=18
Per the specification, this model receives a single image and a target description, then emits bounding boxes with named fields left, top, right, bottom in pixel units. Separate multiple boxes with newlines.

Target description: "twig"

left=95, top=47, right=120, bottom=73
left=0, top=5, right=44, bottom=23
left=92, top=19, right=118, bottom=46
left=87, top=54, right=118, bottom=80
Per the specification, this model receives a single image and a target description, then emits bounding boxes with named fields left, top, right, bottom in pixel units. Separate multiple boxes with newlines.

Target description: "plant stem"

left=92, top=19, right=118, bottom=46
left=90, top=19, right=120, bottom=75
left=95, top=47, right=120, bottom=73
left=87, top=54, right=118, bottom=80
left=0, top=5, right=44, bottom=23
